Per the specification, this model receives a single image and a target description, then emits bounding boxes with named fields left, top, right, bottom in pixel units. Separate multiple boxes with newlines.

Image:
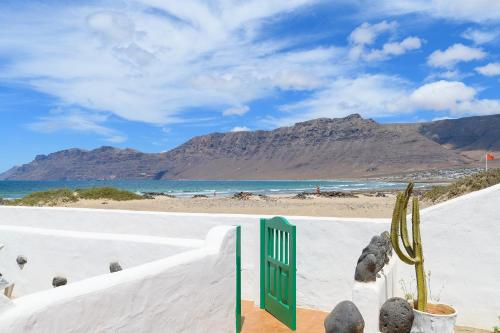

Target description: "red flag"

left=486, top=153, right=495, bottom=161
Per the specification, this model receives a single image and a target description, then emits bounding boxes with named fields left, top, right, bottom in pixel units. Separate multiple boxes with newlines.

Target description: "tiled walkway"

left=241, top=301, right=328, bottom=333
left=241, top=300, right=491, bottom=333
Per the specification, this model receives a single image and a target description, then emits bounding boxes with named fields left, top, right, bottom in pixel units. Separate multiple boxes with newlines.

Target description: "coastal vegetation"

left=423, top=168, right=500, bottom=203
left=6, top=189, right=77, bottom=206
left=76, top=187, right=143, bottom=201
left=3, top=187, right=143, bottom=206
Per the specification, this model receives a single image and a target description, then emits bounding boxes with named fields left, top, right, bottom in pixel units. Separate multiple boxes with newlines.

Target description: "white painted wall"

left=352, top=256, right=398, bottom=333
left=0, top=225, right=203, bottom=296
left=0, top=226, right=237, bottom=333
left=0, top=206, right=388, bottom=306
left=1, top=183, right=499, bottom=329
left=397, top=183, right=500, bottom=329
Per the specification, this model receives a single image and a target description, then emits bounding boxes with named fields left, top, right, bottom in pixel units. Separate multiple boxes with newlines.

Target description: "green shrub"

left=76, top=187, right=143, bottom=201
left=423, top=168, right=500, bottom=203
left=6, top=188, right=77, bottom=206
left=5, top=187, right=143, bottom=206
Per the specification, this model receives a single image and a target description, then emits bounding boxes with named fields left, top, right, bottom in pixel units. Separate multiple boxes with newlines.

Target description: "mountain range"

left=1, top=114, right=499, bottom=180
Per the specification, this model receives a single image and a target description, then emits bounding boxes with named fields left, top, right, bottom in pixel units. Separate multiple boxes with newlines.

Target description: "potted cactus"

left=391, top=183, right=457, bottom=333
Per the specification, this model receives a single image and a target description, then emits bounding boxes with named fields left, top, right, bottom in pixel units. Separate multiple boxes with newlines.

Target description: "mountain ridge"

left=2, top=114, right=499, bottom=180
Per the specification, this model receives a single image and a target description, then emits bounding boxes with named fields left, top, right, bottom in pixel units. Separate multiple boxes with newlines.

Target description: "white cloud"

left=272, top=70, right=321, bottom=90
left=462, top=28, right=500, bottom=45
left=360, top=1, right=500, bottom=23
left=409, top=81, right=475, bottom=110
left=272, top=77, right=500, bottom=126
left=348, top=21, right=397, bottom=46
left=231, top=126, right=251, bottom=132
left=427, top=43, right=486, bottom=68
left=348, top=21, right=422, bottom=61
left=0, top=0, right=329, bottom=126
left=425, top=69, right=465, bottom=81
left=223, top=105, right=250, bottom=116
left=475, top=63, right=500, bottom=76
left=363, top=36, right=422, bottom=61
left=408, top=80, right=500, bottom=116
left=86, top=11, right=138, bottom=43
left=387, top=36, right=422, bottom=53
left=27, top=108, right=127, bottom=143
left=2, top=0, right=499, bottom=139
left=273, top=74, right=411, bottom=126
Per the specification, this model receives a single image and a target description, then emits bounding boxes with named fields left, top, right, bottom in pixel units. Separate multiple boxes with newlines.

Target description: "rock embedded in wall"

left=379, top=297, right=414, bottom=333
left=324, top=300, right=364, bottom=333
left=52, top=276, right=67, bottom=288
left=109, top=262, right=122, bottom=273
left=354, top=253, right=378, bottom=282
left=354, top=232, right=392, bottom=282
left=16, top=256, right=27, bottom=269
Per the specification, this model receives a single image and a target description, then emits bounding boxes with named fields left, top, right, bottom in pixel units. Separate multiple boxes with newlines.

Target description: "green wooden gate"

left=260, top=217, right=296, bottom=330
left=236, top=225, right=242, bottom=333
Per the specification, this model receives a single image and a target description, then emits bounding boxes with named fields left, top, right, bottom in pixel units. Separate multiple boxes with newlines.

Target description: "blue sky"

left=1, top=0, right=500, bottom=172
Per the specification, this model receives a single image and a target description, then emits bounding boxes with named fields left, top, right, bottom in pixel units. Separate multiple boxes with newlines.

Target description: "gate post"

left=236, top=225, right=241, bottom=333
left=260, top=218, right=266, bottom=309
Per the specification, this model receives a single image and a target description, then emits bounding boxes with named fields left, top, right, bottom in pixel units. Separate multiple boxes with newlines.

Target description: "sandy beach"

left=62, top=192, right=432, bottom=218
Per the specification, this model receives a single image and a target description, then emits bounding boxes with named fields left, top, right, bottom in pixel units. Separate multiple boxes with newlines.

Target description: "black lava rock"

left=324, top=300, right=365, bottom=333
left=109, top=262, right=123, bottom=273
left=354, top=253, right=377, bottom=282
left=355, top=232, right=392, bottom=282
left=232, top=192, right=253, bottom=200
left=16, top=255, right=28, bottom=268
left=142, top=192, right=176, bottom=199
left=379, top=297, right=414, bottom=333
left=52, top=276, right=67, bottom=288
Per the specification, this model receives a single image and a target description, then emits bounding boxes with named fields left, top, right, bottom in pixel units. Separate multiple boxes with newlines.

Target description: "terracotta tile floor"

left=241, top=301, right=328, bottom=333
left=240, top=300, right=491, bottom=333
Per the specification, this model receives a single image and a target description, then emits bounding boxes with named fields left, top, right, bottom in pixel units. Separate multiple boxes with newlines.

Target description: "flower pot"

left=411, top=303, right=457, bottom=333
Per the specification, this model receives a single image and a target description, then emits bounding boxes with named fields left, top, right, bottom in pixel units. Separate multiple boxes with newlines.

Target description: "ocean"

left=0, top=180, right=432, bottom=199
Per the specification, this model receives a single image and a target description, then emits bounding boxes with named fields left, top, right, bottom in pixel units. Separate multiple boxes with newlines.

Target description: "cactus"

left=391, top=182, right=427, bottom=311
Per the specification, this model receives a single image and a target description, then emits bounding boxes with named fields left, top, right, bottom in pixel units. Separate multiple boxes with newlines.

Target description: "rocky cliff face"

left=419, top=114, right=500, bottom=152
left=163, top=114, right=471, bottom=179
left=2, top=114, right=497, bottom=180
left=1, top=147, right=169, bottom=180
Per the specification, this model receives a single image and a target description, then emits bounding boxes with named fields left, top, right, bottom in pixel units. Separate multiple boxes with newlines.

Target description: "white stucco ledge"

left=0, top=224, right=204, bottom=248
left=352, top=255, right=398, bottom=333
left=0, top=225, right=238, bottom=333
left=0, top=224, right=207, bottom=296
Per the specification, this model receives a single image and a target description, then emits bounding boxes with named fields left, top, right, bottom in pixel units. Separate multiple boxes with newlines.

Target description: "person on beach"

left=316, top=185, right=321, bottom=194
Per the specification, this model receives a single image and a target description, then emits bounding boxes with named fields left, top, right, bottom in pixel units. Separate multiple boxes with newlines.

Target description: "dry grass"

left=76, top=187, right=143, bottom=201
left=423, top=168, right=500, bottom=203
left=4, top=187, right=143, bottom=206
left=6, top=188, right=77, bottom=206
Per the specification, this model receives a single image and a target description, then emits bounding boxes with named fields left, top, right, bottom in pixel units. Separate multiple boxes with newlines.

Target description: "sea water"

left=0, top=180, right=432, bottom=199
